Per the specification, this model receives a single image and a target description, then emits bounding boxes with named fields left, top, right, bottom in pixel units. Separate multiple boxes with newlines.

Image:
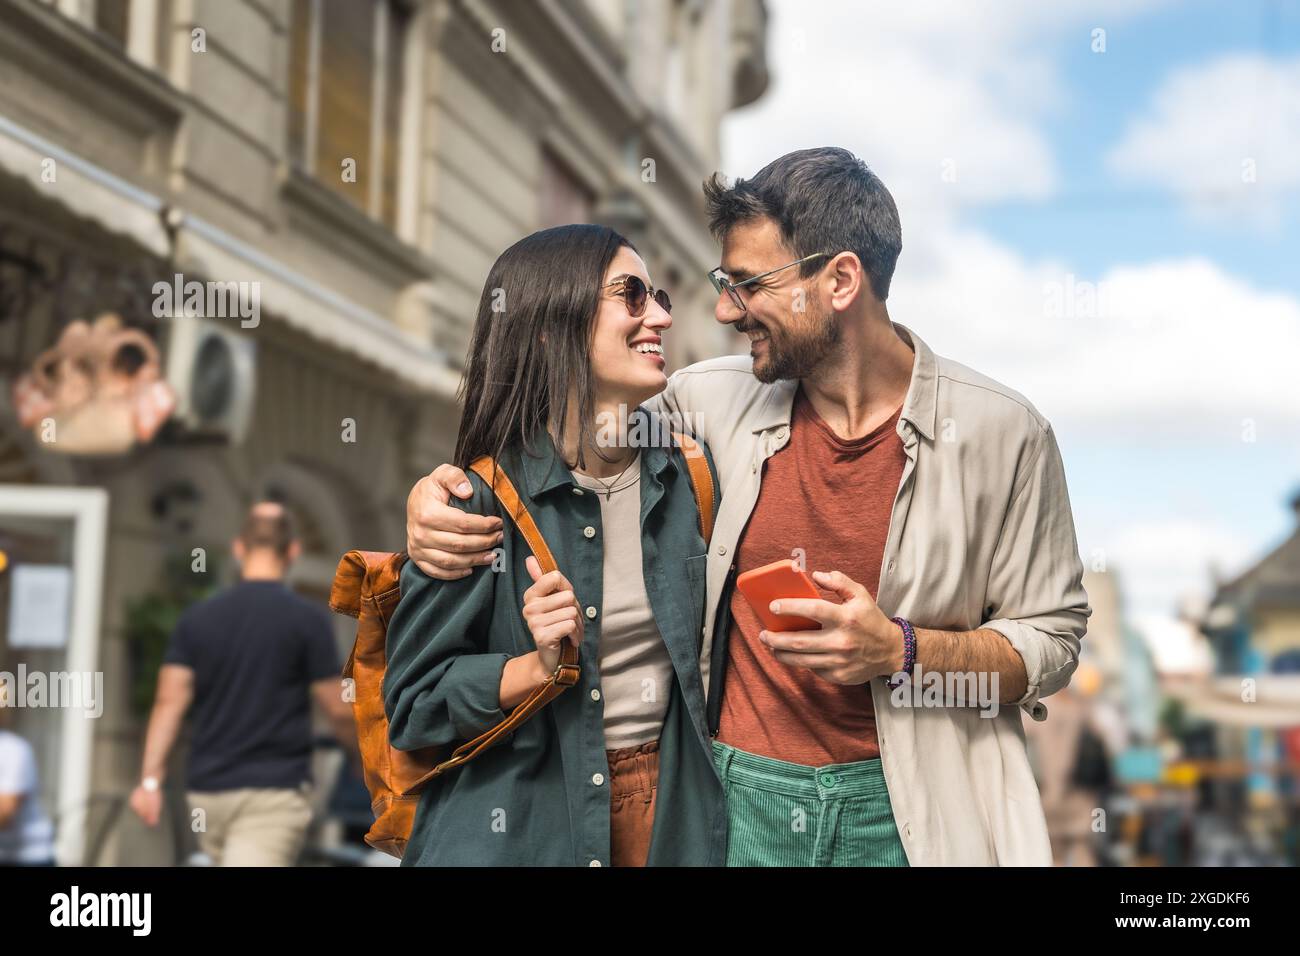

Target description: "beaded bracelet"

left=888, top=617, right=916, bottom=689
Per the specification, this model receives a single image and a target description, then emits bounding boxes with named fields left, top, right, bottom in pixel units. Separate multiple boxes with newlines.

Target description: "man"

left=129, top=502, right=358, bottom=866
left=405, top=147, right=1091, bottom=866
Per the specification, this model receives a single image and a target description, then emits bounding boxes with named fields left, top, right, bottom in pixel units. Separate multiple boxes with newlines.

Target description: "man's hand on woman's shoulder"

left=406, top=463, right=503, bottom=579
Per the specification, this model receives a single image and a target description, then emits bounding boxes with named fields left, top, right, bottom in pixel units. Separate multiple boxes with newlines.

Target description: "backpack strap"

left=421, top=456, right=580, bottom=780
left=672, top=431, right=716, bottom=543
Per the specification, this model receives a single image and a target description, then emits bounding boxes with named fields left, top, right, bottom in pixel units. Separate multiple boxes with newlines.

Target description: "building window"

left=539, top=150, right=595, bottom=228
left=45, top=0, right=131, bottom=47
left=288, top=0, right=409, bottom=229
left=94, top=0, right=130, bottom=47
left=664, top=0, right=703, bottom=124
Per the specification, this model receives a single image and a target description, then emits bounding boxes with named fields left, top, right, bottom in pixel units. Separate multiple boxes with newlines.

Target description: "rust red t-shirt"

left=716, top=384, right=906, bottom=766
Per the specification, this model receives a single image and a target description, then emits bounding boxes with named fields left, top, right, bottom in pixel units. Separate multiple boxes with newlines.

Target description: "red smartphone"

left=736, top=559, right=823, bottom=632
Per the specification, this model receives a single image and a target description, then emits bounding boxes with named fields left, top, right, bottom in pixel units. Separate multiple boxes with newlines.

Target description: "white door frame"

left=0, top=484, right=108, bottom=865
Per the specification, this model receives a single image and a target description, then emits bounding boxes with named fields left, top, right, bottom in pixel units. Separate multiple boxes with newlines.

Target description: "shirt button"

left=585, top=606, right=597, bottom=620
left=776, top=427, right=788, bottom=440
left=572, top=487, right=584, bottom=496
left=903, top=823, right=913, bottom=839
left=888, top=559, right=896, bottom=574
left=592, top=772, right=605, bottom=786
left=717, top=545, right=727, bottom=556
left=589, top=859, right=602, bottom=867
left=583, top=526, right=596, bottom=538
left=590, top=688, right=601, bottom=701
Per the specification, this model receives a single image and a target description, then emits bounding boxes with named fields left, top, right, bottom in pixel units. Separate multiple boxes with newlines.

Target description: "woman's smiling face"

left=589, top=245, right=672, bottom=410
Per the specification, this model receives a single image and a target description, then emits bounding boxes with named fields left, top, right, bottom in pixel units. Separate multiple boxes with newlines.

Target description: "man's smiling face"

left=714, top=217, right=841, bottom=384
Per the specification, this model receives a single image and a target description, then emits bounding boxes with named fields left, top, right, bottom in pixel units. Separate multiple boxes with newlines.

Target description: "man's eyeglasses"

left=605, top=274, right=672, bottom=318
left=707, top=252, right=833, bottom=313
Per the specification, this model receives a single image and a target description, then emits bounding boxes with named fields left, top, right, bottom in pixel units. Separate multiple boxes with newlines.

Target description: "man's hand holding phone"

left=740, top=560, right=905, bottom=686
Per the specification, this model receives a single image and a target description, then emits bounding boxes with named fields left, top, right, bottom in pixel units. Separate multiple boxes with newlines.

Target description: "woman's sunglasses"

left=605, top=275, right=672, bottom=318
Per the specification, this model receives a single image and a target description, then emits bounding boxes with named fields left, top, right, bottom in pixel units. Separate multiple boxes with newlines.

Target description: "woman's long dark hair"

left=453, top=224, right=634, bottom=473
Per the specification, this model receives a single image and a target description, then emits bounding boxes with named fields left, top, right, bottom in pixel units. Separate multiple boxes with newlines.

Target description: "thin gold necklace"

left=584, top=452, right=639, bottom=500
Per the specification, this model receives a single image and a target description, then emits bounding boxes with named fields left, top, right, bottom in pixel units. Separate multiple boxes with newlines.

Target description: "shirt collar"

left=893, top=321, right=939, bottom=441
left=517, top=406, right=676, bottom=499
left=748, top=320, right=938, bottom=441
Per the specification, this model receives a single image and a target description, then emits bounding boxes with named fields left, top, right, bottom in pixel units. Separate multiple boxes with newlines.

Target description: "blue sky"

left=721, top=0, right=1300, bottom=669
left=973, top=0, right=1300, bottom=295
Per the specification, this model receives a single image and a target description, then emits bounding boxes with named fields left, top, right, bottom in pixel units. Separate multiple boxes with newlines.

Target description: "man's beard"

left=742, top=306, right=842, bottom=384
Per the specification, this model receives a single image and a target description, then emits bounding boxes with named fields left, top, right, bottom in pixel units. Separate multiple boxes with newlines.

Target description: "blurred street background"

left=0, top=0, right=1297, bottom=866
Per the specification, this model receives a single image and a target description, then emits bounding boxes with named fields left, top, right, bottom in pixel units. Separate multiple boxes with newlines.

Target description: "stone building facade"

left=0, top=0, right=767, bottom=864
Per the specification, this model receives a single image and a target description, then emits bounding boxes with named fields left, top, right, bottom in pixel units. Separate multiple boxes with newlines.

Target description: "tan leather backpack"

left=329, top=435, right=715, bottom=858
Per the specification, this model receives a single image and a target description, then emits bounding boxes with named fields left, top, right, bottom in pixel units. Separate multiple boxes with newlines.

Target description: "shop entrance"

left=0, top=485, right=107, bottom=864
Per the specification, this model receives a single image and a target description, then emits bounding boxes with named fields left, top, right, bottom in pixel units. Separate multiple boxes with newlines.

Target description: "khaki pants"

left=186, top=787, right=314, bottom=867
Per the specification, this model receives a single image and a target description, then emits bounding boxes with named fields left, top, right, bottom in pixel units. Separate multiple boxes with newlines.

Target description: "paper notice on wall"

left=8, top=564, right=72, bottom=649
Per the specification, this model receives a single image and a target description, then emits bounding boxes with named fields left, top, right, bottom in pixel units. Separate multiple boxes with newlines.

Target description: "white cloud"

left=1108, top=517, right=1257, bottom=613
left=891, top=232, right=1300, bottom=438
left=1106, top=53, right=1300, bottom=225
left=724, top=0, right=1166, bottom=208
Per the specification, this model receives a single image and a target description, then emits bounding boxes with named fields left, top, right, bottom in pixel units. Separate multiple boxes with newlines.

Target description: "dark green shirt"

left=383, top=416, right=726, bottom=866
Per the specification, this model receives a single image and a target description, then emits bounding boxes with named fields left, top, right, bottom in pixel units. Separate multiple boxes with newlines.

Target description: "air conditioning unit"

left=163, top=316, right=257, bottom=445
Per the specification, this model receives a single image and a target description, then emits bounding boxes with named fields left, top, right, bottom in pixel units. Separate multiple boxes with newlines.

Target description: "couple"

left=384, top=146, right=1091, bottom=867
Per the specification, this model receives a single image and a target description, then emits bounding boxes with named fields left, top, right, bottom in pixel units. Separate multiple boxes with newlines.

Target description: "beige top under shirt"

left=571, top=456, right=674, bottom=750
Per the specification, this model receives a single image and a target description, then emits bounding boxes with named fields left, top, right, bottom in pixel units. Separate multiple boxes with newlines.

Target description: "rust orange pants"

left=606, top=739, right=659, bottom=867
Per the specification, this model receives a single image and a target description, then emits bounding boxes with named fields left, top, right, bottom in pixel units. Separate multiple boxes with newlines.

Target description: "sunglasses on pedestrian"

left=605, top=274, right=672, bottom=318
left=707, top=251, right=833, bottom=313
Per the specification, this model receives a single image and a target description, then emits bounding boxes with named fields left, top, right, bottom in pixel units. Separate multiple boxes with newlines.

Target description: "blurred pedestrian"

left=0, top=680, right=56, bottom=866
left=128, top=502, right=358, bottom=866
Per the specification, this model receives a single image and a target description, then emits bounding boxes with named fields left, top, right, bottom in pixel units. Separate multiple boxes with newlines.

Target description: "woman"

left=383, top=224, right=725, bottom=866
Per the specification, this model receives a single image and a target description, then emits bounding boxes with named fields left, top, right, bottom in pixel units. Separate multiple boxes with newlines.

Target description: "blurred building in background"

left=1032, top=490, right=1300, bottom=867
left=0, top=0, right=768, bottom=864
left=1025, top=567, right=1159, bottom=865
left=1186, top=490, right=1300, bottom=859
left=1080, top=568, right=1159, bottom=747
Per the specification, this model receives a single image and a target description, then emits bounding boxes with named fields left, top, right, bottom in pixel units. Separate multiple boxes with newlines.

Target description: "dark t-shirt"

left=163, top=579, right=340, bottom=791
